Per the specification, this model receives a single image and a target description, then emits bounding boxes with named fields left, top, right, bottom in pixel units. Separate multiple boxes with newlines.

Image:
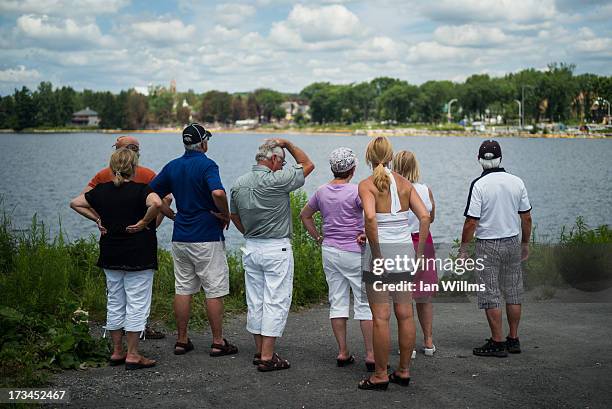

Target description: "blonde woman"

left=358, top=136, right=431, bottom=390
left=393, top=150, right=437, bottom=357
left=70, top=148, right=162, bottom=370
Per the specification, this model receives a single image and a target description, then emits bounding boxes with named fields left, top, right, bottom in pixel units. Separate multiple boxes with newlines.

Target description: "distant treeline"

left=0, top=63, right=610, bottom=131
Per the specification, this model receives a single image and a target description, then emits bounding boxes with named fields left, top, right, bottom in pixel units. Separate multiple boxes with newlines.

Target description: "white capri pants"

left=104, top=269, right=154, bottom=333
left=242, top=238, right=294, bottom=338
left=322, top=246, right=372, bottom=320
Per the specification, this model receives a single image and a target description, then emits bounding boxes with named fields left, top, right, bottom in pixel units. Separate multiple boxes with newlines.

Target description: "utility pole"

left=515, top=99, right=522, bottom=129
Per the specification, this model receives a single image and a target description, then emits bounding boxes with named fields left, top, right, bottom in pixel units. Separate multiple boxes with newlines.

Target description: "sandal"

left=336, top=355, right=355, bottom=367
left=125, top=356, right=156, bottom=370
left=210, top=338, right=239, bottom=357
left=108, top=355, right=126, bottom=366
left=257, top=353, right=291, bottom=372
left=174, top=339, right=194, bottom=355
left=253, top=353, right=262, bottom=365
left=358, top=378, right=389, bottom=391
left=389, top=372, right=411, bottom=386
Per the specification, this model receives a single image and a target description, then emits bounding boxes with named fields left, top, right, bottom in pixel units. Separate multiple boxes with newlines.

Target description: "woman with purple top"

left=300, top=147, right=375, bottom=370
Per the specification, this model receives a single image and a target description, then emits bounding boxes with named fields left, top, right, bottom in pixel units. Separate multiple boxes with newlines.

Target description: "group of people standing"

left=70, top=124, right=532, bottom=391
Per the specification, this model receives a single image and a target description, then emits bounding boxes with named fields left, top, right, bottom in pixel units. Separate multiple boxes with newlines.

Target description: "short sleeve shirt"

left=149, top=150, right=225, bottom=242
left=84, top=182, right=157, bottom=271
left=230, top=164, right=305, bottom=239
left=88, top=165, right=156, bottom=188
left=307, top=183, right=363, bottom=253
left=464, top=168, right=532, bottom=239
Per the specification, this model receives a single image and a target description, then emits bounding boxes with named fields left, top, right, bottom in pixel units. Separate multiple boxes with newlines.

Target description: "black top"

left=85, top=182, right=157, bottom=271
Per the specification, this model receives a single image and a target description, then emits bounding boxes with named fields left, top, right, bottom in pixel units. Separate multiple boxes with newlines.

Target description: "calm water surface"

left=0, top=132, right=610, bottom=248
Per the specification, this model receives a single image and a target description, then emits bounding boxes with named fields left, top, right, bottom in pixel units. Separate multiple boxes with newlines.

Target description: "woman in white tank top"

left=357, top=137, right=431, bottom=391
left=394, top=150, right=438, bottom=358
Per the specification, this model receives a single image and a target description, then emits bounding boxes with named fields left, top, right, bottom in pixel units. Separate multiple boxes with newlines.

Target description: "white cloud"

left=0, top=0, right=129, bottom=16
left=130, top=19, right=196, bottom=44
left=15, top=14, right=113, bottom=49
left=346, top=36, right=403, bottom=60
left=434, top=25, right=510, bottom=47
left=407, top=41, right=468, bottom=63
left=270, top=3, right=362, bottom=48
left=216, top=3, right=256, bottom=27
left=0, top=65, right=40, bottom=82
left=421, top=0, right=558, bottom=23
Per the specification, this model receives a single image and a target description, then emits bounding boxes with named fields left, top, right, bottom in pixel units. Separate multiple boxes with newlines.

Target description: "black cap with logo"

left=182, top=123, right=212, bottom=145
left=478, top=139, right=502, bottom=160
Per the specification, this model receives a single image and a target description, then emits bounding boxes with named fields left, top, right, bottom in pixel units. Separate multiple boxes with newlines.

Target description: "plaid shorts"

left=475, top=235, right=523, bottom=309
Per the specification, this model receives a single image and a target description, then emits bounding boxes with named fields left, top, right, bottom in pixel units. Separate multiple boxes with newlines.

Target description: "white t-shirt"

left=407, top=182, right=432, bottom=234
left=464, top=168, right=531, bottom=240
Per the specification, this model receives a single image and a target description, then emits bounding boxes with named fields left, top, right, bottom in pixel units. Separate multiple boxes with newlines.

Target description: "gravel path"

left=50, top=301, right=612, bottom=408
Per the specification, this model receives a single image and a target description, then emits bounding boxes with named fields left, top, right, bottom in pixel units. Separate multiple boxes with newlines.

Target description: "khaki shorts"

left=172, top=242, right=230, bottom=298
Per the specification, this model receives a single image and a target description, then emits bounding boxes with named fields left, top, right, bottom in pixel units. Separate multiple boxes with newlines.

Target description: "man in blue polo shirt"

left=150, top=123, right=238, bottom=357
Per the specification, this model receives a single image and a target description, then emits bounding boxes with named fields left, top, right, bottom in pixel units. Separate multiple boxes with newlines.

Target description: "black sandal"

left=257, top=353, right=291, bottom=372
left=337, top=355, right=355, bottom=367
left=389, top=372, right=411, bottom=386
left=174, top=339, right=194, bottom=355
left=210, top=338, right=239, bottom=357
left=253, top=353, right=262, bottom=365
left=358, top=378, right=389, bottom=391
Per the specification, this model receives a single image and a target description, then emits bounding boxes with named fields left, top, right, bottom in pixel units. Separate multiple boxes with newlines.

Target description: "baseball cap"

left=182, top=123, right=212, bottom=145
left=113, top=136, right=140, bottom=149
left=329, top=147, right=357, bottom=173
left=478, top=140, right=502, bottom=160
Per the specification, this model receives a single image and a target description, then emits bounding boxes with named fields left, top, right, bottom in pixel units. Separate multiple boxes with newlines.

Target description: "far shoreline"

left=0, top=126, right=609, bottom=139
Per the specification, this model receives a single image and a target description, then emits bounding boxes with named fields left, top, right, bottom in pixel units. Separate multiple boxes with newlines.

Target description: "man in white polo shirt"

left=460, top=140, right=532, bottom=358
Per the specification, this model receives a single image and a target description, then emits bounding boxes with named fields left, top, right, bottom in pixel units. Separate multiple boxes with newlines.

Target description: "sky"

left=0, top=0, right=611, bottom=95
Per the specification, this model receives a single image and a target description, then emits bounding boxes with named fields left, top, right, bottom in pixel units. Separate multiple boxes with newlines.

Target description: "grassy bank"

left=0, top=191, right=325, bottom=388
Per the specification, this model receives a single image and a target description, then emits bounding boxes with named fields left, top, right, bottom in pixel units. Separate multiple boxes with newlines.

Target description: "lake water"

left=0, top=132, right=610, bottom=248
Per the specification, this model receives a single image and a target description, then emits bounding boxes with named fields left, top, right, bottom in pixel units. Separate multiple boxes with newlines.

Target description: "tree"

left=125, top=91, right=147, bottom=129
left=200, top=90, right=232, bottom=124
left=56, top=86, right=76, bottom=125
left=231, top=95, right=246, bottom=122
left=35, top=81, right=59, bottom=126
left=253, top=89, right=284, bottom=123
left=148, top=86, right=175, bottom=126
left=378, top=82, right=419, bottom=122
left=416, top=81, right=456, bottom=123
left=13, top=86, right=37, bottom=131
left=0, top=95, right=16, bottom=129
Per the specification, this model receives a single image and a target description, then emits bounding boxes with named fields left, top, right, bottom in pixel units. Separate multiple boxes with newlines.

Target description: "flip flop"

left=336, top=355, right=355, bottom=367
left=174, top=339, right=194, bottom=355
left=210, top=338, right=238, bottom=357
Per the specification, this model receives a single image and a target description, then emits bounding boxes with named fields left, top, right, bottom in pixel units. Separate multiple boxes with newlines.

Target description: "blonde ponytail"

left=372, top=163, right=390, bottom=192
left=110, top=148, right=138, bottom=187
left=365, top=136, right=394, bottom=192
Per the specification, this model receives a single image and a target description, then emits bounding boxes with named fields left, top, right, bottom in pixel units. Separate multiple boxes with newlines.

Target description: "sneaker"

left=473, top=338, right=508, bottom=357
left=142, top=326, right=166, bottom=340
left=505, top=336, right=521, bottom=354
left=398, top=349, right=417, bottom=359
left=423, top=345, right=436, bottom=356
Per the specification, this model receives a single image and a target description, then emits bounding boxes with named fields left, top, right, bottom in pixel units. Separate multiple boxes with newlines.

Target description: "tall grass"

left=0, top=192, right=327, bottom=387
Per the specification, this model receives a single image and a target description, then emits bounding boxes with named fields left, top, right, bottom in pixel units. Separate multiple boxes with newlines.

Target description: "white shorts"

left=242, top=238, right=294, bottom=338
left=172, top=241, right=230, bottom=298
left=104, top=269, right=154, bottom=333
left=322, top=246, right=372, bottom=320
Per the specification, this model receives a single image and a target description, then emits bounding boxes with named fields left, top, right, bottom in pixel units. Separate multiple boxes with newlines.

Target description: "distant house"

left=281, top=101, right=310, bottom=121
left=72, top=107, right=100, bottom=126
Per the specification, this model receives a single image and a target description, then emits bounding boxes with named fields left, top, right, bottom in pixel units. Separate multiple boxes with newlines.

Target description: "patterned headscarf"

left=329, top=147, right=357, bottom=173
